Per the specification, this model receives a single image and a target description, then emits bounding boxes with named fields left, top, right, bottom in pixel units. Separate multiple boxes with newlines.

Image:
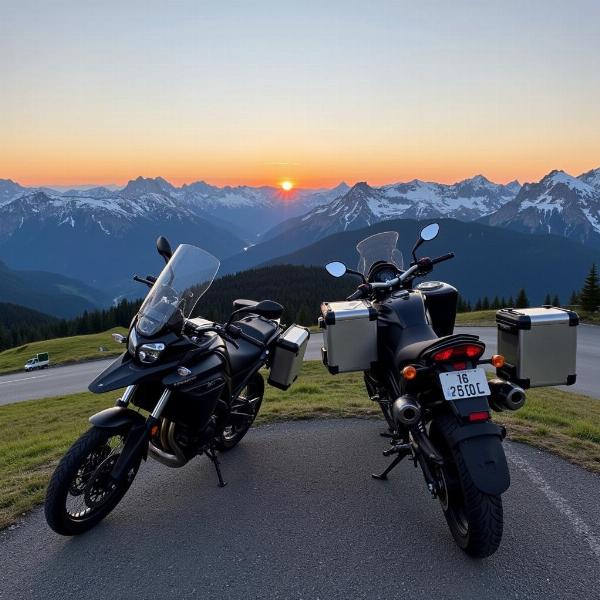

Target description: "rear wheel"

left=215, top=374, right=264, bottom=451
left=45, top=426, right=141, bottom=535
left=430, top=417, right=503, bottom=558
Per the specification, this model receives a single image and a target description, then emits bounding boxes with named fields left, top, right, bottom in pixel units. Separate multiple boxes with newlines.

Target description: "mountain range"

left=0, top=260, right=109, bottom=318
left=261, top=218, right=599, bottom=304
left=1, top=167, right=599, bottom=302
left=485, top=169, right=600, bottom=247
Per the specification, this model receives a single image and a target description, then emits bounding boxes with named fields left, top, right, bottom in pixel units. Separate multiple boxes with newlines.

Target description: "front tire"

left=430, top=417, right=503, bottom=558
left=45, top=426, right=141, bottom=535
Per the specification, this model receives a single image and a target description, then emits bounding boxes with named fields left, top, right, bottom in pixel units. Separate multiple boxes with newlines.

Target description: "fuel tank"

left=415, top=281, right=458, bottom=337
left=375, top=290, right=437, bottom=365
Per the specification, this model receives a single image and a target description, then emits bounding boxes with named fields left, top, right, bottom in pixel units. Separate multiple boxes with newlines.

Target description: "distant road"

left=0, top=325, right=597, bottom=405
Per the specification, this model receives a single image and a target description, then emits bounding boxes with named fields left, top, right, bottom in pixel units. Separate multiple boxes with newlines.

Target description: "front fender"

left=444, top=421, right=510, bottom=495
left=89, top=406, right=146, bottom=429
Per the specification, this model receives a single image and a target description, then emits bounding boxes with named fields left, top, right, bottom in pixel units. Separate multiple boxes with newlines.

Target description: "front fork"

left=112, top=385, right=227, bottom=487
left=109, top=386, right=172, bottom=481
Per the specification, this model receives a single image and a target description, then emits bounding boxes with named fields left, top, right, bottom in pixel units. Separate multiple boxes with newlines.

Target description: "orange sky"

left=2, top=2, right=599, bottom=189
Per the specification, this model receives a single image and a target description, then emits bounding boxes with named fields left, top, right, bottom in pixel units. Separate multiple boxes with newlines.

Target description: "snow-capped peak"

left=578, top=168, right=600, bottom=192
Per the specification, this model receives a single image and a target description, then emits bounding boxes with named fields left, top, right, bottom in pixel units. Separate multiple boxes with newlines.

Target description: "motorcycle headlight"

left=138, top=342, right=165, bottom=364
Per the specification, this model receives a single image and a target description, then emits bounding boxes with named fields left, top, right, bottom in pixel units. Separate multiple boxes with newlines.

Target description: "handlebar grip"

left=431, top=252, right=455, bottom=265
left=346, top=289, right=364, bottom=301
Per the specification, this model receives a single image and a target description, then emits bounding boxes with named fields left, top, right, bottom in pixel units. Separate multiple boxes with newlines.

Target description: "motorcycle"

left=322, top=223, right=526, bottom=557
left=45, top=236, right=307, bottom=535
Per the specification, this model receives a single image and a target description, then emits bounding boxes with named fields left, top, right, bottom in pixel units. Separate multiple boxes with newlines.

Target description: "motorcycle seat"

left=233, top=298, right=283, bottom=320
left=226, top=315, right=279, bottom=373
left=396, top=333, right=482, bottom=365
left=233, top=298, right=258, bottom=310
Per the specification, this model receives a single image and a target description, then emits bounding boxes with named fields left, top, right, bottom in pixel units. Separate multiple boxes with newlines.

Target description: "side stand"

left=206, top=446, right=227, bottom=487
left=371, top=444, right=411, bottom=481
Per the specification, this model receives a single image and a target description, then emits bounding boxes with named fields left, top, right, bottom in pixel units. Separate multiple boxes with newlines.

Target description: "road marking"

left=0, top=375, right=47, bottom=385
left=507, top=449, right=600, bottom=561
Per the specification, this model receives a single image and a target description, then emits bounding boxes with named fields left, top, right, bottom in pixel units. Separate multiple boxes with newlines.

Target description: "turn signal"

left=402, top=365, right=417, bottom=380
left=150, top=424, right=159, bottom=437
left=491, top=354, right=505, bottom=368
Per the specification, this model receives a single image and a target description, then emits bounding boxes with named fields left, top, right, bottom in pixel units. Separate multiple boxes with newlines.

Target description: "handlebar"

left=356, top=251, right=455, bottom=293
left=431, top=252, right=454, bottom=265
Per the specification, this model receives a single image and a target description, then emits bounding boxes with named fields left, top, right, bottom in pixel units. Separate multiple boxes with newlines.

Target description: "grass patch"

left=455, top=310, right=497, bottom=326
left=0, top=328, right=127, bottom=374
left=1, top=360, right=599, bottom=529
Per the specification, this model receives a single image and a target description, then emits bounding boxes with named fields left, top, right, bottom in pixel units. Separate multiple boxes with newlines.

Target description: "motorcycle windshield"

left=356, top=231, right=404, bottom=275
left=136, top=244, right=220, bottom=337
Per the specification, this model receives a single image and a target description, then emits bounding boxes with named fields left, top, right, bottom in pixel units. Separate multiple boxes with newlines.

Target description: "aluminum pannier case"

left=268, top=325, right=310, bottom=390
left=319, top=300, right=378, bottom=374
left=496, top=307, right=578, bottom=388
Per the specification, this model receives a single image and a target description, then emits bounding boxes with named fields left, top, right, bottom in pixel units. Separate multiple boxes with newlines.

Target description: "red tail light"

left=432, top=344, right=484, bottom=363
left=468, top=411, right=490, bottom=422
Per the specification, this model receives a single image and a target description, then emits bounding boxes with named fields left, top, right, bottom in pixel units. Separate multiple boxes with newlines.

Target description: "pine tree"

left=474, top=298, right=482, bottom=311
left=515, top=289, right=529, bottom=308
left=552, top=295, right=560, bottom=307
left=580, top=263, right=600, bottom=312
left=507, top=296, right=514, bottom=307
left=544, top=293, right=552, bottom=305
left=569, top=290, right=579, bottom=306
left=482, top=296, right=490, bottom=310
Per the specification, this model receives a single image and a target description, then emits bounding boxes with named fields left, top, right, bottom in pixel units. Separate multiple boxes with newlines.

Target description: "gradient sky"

left=1, top=0, right=599, bottom=188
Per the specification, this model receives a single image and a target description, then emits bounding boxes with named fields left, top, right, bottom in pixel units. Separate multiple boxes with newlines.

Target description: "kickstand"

left=372, top=449, right=410, bottom=481
left=206, top=446, right=227, bottom=487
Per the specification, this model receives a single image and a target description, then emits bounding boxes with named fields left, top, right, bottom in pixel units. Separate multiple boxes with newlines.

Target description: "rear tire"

left=430, top=416, right=503, bottom=558
left=215, top=374, right=264, bottom=451
left=45, top=426, right=141, bottom=535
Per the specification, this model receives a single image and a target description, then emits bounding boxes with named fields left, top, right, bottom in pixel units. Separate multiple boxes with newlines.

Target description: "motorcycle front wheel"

left=45, top=426, right=141, bottom=535
left=430, top=417, right=503, bottom=558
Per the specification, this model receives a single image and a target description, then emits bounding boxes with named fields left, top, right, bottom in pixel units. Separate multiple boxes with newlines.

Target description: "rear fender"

left=444, top=420, right=510, bottom=495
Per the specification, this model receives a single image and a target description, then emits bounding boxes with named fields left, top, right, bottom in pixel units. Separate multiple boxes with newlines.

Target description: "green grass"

left=1, top=360, right=599, bottom=529
left=455, top=310, right=497, bottom=326
left=0, top=328, right=127, bottom=374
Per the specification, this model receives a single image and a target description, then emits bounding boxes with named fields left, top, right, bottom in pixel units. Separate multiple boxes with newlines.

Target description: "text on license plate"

left=438, top=368, right=490, bottom=401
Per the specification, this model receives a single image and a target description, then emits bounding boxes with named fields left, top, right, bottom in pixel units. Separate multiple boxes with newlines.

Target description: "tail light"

left=432, top=344, right=484, bottom=363
left=468, top=411, right=490, bottom=422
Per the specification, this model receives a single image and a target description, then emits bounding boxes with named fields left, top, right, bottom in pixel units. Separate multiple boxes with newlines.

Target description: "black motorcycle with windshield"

left=321, top=224, right=527, bottom=557
left=45, top=237, right=309, bottom=535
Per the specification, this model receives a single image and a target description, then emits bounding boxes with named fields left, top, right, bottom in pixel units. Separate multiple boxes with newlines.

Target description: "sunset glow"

left=281, top=181, right=294, bottom=191
left=1, top=2, right=600, bottom=189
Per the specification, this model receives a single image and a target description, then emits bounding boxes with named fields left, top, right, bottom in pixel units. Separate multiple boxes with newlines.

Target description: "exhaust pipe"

left=148, top=419, right=187, bottom=468
left=488, top=378, right=526, bottom=412
left=392, top=395, right=422, bottom=426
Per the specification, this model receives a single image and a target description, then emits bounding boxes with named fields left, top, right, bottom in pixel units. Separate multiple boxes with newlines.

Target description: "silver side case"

left=268, top=325, right=310, bottom=390
left=496, top=306, right=578, bottom=388
left=320, top=300, right=378, bottom=373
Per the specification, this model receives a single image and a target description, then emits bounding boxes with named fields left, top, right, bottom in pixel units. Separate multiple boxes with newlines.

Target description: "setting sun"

left=281, top=180, right=294, bottom=191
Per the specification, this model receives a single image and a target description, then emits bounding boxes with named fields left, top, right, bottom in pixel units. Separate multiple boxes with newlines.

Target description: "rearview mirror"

left=420, top=223, right=439, bottom=242
left=156, top=236, right=173, bottom=263
left=325, top=261, right=347, bottom=278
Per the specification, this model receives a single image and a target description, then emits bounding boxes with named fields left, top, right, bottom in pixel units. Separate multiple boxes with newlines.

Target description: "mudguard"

left=89, top=406, right=146, bottom=429
left=88, top=352, right=178, bottom=393
left=445, top=421, right=510, bottom=495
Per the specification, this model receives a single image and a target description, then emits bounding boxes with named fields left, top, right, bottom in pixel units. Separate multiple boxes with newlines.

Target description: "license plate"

left=439, top=368, right=490, bottom=401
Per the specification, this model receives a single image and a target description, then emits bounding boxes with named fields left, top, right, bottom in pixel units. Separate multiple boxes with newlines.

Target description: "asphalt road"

left=1, top=419, right=599, bottom=599
left=1, top=325, right=598, bottom=405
